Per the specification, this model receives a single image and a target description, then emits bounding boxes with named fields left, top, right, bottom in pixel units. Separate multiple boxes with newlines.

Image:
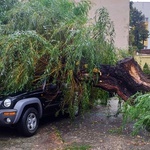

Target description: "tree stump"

left=94, top=57, right=150, bottom=101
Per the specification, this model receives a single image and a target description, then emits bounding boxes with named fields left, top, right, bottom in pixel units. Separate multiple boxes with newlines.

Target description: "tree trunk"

left=94, top=57, right=150, bottom=101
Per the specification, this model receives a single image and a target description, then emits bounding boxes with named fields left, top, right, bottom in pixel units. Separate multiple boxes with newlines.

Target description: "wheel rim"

left=26, top=113, right=37, bottom=131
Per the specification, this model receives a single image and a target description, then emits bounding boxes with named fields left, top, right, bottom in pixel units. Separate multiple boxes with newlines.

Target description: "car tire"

left=17, top=107, right=39, bottom=137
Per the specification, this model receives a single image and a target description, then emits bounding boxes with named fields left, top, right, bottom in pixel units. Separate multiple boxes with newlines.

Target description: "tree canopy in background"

left=0, top=0, right=116, bottom=114
left=129, top=2, right=149, bottom=50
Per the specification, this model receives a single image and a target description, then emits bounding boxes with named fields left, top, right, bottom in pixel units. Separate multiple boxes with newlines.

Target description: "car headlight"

left=3, top=99, right=12, bottom=107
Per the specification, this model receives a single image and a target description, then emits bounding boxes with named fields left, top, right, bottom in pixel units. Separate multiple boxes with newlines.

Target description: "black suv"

left=0, top=83, right=63, bottom=137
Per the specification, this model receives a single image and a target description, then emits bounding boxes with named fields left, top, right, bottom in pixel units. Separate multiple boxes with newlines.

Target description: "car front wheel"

left=18, top=107, right=39, bottom=137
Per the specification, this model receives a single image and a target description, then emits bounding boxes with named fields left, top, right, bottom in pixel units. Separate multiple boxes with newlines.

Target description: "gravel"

left=0, top=97, right=150, bottom=150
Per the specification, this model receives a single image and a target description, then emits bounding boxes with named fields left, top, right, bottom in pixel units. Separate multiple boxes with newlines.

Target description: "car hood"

left=0, top=89, right=43, bottom=102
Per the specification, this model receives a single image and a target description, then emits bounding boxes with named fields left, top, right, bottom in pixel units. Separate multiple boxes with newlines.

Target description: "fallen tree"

left=0, top=0, right=150, bottom=116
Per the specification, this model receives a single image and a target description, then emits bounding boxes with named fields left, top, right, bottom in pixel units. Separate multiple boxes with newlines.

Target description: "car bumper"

left=0, top=109, right=17, bottom=126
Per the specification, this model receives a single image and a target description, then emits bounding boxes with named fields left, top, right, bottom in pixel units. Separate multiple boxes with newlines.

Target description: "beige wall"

left=134, top=55, right=150, bottom=69
left=75, top=0, right=129, bottom=50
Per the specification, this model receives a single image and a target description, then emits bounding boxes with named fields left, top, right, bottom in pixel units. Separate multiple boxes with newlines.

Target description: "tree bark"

left=94, top=57, right=150, bottom=101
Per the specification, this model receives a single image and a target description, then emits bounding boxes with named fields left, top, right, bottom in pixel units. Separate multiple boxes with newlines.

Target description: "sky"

left=131, top=0, right=150, bottom=1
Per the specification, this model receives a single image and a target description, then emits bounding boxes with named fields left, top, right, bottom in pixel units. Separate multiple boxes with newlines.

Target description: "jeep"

left=0, top=83, right=64, bottom=137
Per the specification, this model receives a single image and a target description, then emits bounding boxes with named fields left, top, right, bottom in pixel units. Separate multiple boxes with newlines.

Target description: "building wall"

left=134, top=55, right=150, bottom=69
left=21, top=0, right=130, bottom=50
left=75, top=0, right=130, bottom=50
left=133, top=2, right=150, bottom=49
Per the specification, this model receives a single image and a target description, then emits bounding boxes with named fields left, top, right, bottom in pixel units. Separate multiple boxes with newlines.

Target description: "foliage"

left=64, top=144, right=91, bottom=150
left=129, top=2, right=149, bottom=50
left=114, top=47, right=137, bottom=62
left=0, top=0, right=116, bottom=115
left=0, top=0, right=18, bottom=23
left=116, top=49, right=133, bottom=60
left=143, top=63, right=150, bottom=75
left=122, top=92, right=150, bottom=135
left=91, top=88, right=110, bottom=106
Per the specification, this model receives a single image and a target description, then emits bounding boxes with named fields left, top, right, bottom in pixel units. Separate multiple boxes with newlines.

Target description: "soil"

left=0, top=97, right=150, bottom=150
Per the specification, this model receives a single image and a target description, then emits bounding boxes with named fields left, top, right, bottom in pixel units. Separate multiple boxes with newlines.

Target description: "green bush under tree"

left=123, top=92, right=150, bottom=135
left=143, top=63, right=150, bottom=75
